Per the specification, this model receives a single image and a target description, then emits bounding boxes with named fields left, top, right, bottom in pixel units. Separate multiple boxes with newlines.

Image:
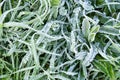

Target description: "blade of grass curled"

left=38, top=0, right=50, bottom=20
left=37, top=47, right=61, bottom=56
left=99, top=26, right=120, bottom=35
left=0, top=6, right=26, bottom=23
left=13, top=66, right=36, bottom=74
left=4, top=22, right=63, bottom=39
left=30, top=34, right=40, bottom=67
left=36, top=21, right=53, bottom=44
left=105, top=35, right=120, bottom=54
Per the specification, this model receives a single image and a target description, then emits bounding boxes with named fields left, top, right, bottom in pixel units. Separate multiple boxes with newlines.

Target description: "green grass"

left=0, top=0, right=120, bottom=80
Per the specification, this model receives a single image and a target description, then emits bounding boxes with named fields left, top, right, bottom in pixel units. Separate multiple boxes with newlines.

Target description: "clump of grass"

left=0, top=0, right=120, bottom=80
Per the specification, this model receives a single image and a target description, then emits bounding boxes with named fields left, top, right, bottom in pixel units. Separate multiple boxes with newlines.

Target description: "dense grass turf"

left=0, top=0, right=120, bottom=80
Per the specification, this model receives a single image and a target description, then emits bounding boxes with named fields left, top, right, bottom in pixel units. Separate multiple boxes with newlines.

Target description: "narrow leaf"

left=88, top=33, right=96, bottom=42
left=91, top=25, right=100, bottom=33
left=82, top=18, right=90, bottom=38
